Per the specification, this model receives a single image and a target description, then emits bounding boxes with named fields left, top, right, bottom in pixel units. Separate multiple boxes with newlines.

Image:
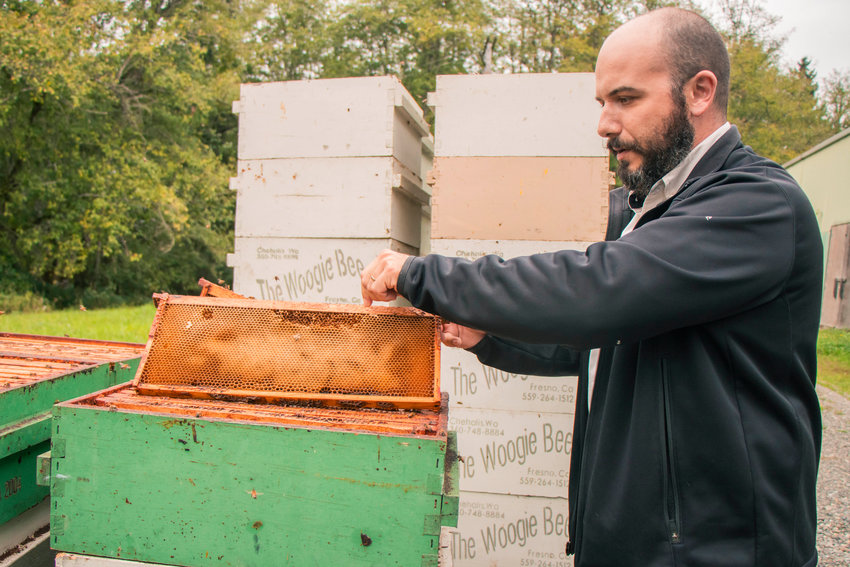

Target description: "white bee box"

left=233, top=77, right=430, bottom=177
left=428, top=73, right=606, bottom=158
left=226, top=237, right=416, bottom=304
left=429, top=238, right=588, bottom=412
left=429, top=156, right=611, bottom=241
left=442, top=351, right=578, bottom=414
left=230, top=157, right=428, bottom=248
left=451, top=492, right=572, bottom=567
left=449, top=407, right=573, bottom=498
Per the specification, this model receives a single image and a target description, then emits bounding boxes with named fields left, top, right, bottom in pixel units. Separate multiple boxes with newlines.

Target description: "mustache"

left=607, top=138, right=641, bottom=154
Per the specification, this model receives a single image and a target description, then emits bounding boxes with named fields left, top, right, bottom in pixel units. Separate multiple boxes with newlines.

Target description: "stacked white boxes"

left=226, top=76, right=433, bottom=303
left=427, top=74, right=612, bottom=566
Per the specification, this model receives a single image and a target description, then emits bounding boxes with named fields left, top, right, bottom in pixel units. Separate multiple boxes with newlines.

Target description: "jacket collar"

left=684, top=124, right=742, bottom=184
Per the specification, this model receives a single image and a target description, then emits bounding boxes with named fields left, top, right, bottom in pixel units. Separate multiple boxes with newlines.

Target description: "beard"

left=610, top=93, right=695, bottom=204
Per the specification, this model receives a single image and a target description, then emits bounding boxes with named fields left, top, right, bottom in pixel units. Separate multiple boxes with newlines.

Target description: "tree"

left=323, top=0, right=410, bottom=79
left=244, top=0, right=330, bottom=82
left=0, top=0, right=248, bottom=306
left=486, top=0, right=671, bottom=74
left=712, top=0, right=781, bottom=48
left=709, top=0, right=834, bottom=163
left=322, top=0, right=489, bottom=106
left=396, top=0, right=490, bottom=104
left=821, top=70, right=850, bottom=131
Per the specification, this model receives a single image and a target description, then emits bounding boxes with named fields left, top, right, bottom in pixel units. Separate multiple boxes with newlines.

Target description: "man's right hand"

left=360, top=249, right=410, bottom=306
left=441, top=322, right=485, bottom=349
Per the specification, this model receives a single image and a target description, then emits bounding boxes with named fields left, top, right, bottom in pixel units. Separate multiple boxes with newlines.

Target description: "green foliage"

left=493, top=0, right=606, bottom=73
left=398, top=0, right=491, bottom=105
left=821, top=70, right=850, bottom=131
left=489, top=0, right=673, bottom=74
left=708, top=0, right=837, bottom=162
left=322, top=0, right=489, bottom=107
left=0, top=291, right=50, bottom=313
left=726, top=40, right=833, bottom=163
left=245, top=0, right=330, bottom=81
left=0, top=0, right=239, bottom=307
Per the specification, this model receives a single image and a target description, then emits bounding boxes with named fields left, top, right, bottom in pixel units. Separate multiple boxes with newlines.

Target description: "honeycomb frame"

left=132, top=294, right=441, bottom=409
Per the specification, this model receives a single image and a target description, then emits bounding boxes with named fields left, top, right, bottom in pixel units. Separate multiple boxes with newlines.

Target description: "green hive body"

left=49, top=386, right=458, bottom=567
left=0, top=334, right=143, bottom=527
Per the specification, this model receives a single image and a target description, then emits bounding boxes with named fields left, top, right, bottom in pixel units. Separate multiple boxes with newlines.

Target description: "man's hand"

left=361, top=249, right=411, bottom=306
left=441, top=322, right=486, bottom=349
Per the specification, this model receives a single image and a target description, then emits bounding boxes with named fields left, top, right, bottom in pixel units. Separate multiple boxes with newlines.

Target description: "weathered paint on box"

left=230, top=157, right=428, bottom=247
left=430, top=156, right=610, bottom=241
left=451, top=492, right=571, bottom=567
left=227, top=237, right=416, bottom=304
left=0, top=336, right=143, bottom=526
left=49, top=388, right=458, bottom=567
left=234, top=77, right=429, bottom=176
left=428, top=73, right=605, bottom=158
left=0, top=440, right=49, bottom=527
left=56, top=553, right=157, bottom=567
left=59, top=536, right=457, bottom=567
left=449, top=408, right=572, bottom=498
left=3, top=363, right=113, bottom=434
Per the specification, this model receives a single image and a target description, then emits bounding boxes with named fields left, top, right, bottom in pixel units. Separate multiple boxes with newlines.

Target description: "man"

left=361, top=7, right=822, bottom=567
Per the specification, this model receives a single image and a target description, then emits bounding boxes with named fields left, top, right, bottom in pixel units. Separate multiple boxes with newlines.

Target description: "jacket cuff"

left=397, top=255, right=419, bottom=298
left=466, top=334, right=495, bottom=355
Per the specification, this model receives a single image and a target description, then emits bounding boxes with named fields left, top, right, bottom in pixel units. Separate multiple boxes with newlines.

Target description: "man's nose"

left=597, top=105, right=621, bottom=139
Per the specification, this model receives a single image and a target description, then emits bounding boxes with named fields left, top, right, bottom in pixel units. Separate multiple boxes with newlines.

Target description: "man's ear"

left=685, top=70, right=718, bottom=118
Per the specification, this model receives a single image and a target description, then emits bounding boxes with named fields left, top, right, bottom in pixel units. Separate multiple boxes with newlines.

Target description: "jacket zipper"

left=566, top=363, right=589, bottom=556
left=661, top=360, right=683, bottom=544
left=566, top=349, right=613, bottom=556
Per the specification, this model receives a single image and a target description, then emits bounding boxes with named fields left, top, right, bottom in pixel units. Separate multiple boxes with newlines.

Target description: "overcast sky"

left=752, top=0, right=849, bottom=79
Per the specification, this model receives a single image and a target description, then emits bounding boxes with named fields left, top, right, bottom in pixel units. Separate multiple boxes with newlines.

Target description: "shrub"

left=0, top=291, right=51, bottom=313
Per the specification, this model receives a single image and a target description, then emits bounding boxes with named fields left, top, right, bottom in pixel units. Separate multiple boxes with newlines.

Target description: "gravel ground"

left=817, top=385, right=850, bottom=566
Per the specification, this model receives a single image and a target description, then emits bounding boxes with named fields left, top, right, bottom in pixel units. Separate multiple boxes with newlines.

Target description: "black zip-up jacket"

left=397, top=127, right=822, bottom=566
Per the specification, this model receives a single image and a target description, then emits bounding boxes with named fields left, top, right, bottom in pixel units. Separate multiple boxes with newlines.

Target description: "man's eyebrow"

left=596, top=86, right=643, bottom=102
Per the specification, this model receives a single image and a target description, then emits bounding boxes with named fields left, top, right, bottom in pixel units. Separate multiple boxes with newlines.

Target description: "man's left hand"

left=361, top=249, right=411, bottom=306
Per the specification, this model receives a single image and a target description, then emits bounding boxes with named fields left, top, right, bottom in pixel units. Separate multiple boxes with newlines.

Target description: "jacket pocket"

left=660, top=359, right=683, bottom=544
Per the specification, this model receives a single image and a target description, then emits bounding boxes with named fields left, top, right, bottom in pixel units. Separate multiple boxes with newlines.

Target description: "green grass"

left=817, top=327, right=850, bottom=398
left=0, top=303, right=156, bottom=344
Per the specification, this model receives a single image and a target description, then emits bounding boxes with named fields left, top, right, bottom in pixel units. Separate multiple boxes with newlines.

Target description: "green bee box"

left=0, top=334, right=144, bottom=527
left=48, top=384, right=458, bottom=567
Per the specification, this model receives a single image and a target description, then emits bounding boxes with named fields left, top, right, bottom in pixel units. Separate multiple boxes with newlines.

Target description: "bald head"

left=594, top=8, right=730, bottom=197
left=602, top=8, right=730, bottom=116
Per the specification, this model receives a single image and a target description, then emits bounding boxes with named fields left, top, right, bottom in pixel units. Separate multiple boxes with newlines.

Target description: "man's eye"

left=618, top=97, right=632, bottom=104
